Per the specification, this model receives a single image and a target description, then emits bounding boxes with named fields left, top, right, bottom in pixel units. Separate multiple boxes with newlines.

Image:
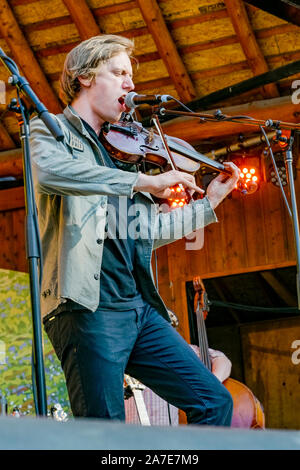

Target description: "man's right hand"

left=134, top=170, right=205, bottom=199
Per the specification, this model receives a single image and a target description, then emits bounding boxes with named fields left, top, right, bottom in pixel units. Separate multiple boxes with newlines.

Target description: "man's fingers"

left=223, top=161, right=240, bottom=179
left=172, top=171, right=204, bottom=194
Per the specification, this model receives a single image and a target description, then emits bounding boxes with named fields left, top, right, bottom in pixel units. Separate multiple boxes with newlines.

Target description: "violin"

left=193, top=276, right=265, bottom=429
left=99, top=118, right=231, bottom=176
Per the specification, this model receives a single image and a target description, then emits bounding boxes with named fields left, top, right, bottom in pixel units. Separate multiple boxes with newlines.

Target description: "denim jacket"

left=29, top=106, right=217, bottom=321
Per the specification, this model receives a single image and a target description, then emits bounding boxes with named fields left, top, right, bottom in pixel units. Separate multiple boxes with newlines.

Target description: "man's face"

left=79, top=51, right=134, bottom=125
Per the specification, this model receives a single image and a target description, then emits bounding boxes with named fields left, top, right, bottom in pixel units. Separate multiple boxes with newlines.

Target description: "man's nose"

left=123, top=76, right=134, bottom=91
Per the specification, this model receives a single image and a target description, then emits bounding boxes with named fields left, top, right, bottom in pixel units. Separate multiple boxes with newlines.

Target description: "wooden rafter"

left=224, top=0, right=279, bottom=99
left=135, top=0, right=196, bottom=103
left=0, top=0, right=61, bottom=114
left=62, top=0, right=101, bottom=40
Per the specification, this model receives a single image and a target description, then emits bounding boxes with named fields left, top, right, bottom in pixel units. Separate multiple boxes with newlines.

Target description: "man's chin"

left=107, top=113, right=122, bottom=124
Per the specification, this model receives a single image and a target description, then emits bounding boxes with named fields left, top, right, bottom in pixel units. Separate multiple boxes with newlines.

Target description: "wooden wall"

left=241, top=317, right=300, bottom=429
left=155, top=177, right=299, bottom=342
left=0, top=186, right=26, bottom=273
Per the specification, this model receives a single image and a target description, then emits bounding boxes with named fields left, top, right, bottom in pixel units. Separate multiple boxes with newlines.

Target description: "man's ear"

left=77, top=75, right=92, bottom=88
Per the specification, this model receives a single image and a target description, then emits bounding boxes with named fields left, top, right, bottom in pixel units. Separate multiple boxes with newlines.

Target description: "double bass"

left=193, top=276, right=265, bottom=429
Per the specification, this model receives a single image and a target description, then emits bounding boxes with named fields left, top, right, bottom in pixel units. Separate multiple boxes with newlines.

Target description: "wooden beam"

left=0, top=0, right=62, bottom=114
left=260, top=271, right=297, bottom=307
left=161, top=95, right=300, bottom=142
left=135, top=0, right=196, bottom=102
left=224, top=0, right=279, bottom=99
left=62, top=0, right=101, bottom=40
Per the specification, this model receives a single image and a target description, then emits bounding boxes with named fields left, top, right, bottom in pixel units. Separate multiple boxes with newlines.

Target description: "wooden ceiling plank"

left=169, top=9, right=228, bottom=29
left=224, top=0, right=279, bottom=99
left=93, top=1, right=137, bottom=17
left=62, top=0, right=101, bottom=40
left=0, top=0, right=62, bottom=114
left=24, top=15, right=72, bottom=32
left=164, top=59, right=300, bottom=116
left=135, top=0, right=196, bottom=102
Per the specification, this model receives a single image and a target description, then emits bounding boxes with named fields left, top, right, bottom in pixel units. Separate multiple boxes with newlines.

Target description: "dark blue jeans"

left=44, top=302, right=233, bottom=425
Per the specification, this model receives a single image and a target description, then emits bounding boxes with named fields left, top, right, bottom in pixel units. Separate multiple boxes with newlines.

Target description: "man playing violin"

left=30, top=35, right=239, bottom=425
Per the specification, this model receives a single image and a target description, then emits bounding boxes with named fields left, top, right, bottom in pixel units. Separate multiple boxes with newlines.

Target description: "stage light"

left=167, top=185, right=189, bottom=209
left=265, top=151, right=289, bottom=187
left=234, top=164, right=260, bottom=195
left=261, top=148, right=297, bottom=188
left=228, top=153, right=261, bottom=195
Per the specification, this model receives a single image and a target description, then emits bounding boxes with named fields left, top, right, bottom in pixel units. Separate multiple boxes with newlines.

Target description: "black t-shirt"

left=82, top=119, right=144, bottom=310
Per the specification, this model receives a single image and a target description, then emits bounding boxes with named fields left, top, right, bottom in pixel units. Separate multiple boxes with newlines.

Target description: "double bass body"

left=193, top=276, right=265, bottom=429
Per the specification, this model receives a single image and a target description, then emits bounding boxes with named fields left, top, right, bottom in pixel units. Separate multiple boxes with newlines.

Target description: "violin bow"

left=151, top=114, right=193, bottom=203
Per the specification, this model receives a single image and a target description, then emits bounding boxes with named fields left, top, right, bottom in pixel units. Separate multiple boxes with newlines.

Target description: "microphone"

left=124, top=92, right=172, bottom=108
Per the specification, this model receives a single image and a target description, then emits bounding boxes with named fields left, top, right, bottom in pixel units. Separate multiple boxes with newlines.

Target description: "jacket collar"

left=63, top=105, right=104, bottom=153
left=63, top=105, right=94, bottom=139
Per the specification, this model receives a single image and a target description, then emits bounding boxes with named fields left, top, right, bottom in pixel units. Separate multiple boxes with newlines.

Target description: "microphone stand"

left=0, top=49, right=64, bottom=416
left=155, top=106, right=300, bottom=310
left=284, top=132, right=300, bottom=309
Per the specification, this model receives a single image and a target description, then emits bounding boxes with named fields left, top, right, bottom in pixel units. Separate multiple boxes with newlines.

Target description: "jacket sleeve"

left=29, top=115, right=140, bottom=197
left=152, top=197, right=218, bottom=250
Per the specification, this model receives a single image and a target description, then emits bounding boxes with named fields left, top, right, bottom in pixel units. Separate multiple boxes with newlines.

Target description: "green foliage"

left=0, top=269, right=70, bottom=416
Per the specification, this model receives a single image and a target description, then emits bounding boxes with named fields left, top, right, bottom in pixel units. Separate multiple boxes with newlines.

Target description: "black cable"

left=168, top=96, right=194, bottom=113
left=210, top=299, right=299, bottom=313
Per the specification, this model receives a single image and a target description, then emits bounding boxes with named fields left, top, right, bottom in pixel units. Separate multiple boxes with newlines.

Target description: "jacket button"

left=94, top=274, right=100, bottom=280
left=96, top=239, right=103, bottom=245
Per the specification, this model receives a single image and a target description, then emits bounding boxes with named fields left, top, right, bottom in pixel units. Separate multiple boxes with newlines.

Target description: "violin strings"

left=196, top=302, right=211, bottom=370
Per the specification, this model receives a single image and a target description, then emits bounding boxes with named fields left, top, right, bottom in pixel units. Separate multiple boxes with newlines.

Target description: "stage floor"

left=0, top=416, right=299, bottom=450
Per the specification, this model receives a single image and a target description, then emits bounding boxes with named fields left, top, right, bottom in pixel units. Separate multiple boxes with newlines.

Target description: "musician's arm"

left=208, top=348, right=232, bottom=383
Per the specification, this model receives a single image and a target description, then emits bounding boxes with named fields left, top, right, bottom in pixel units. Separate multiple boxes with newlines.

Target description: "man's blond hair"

left=59, top=35, right=135, bottom=105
